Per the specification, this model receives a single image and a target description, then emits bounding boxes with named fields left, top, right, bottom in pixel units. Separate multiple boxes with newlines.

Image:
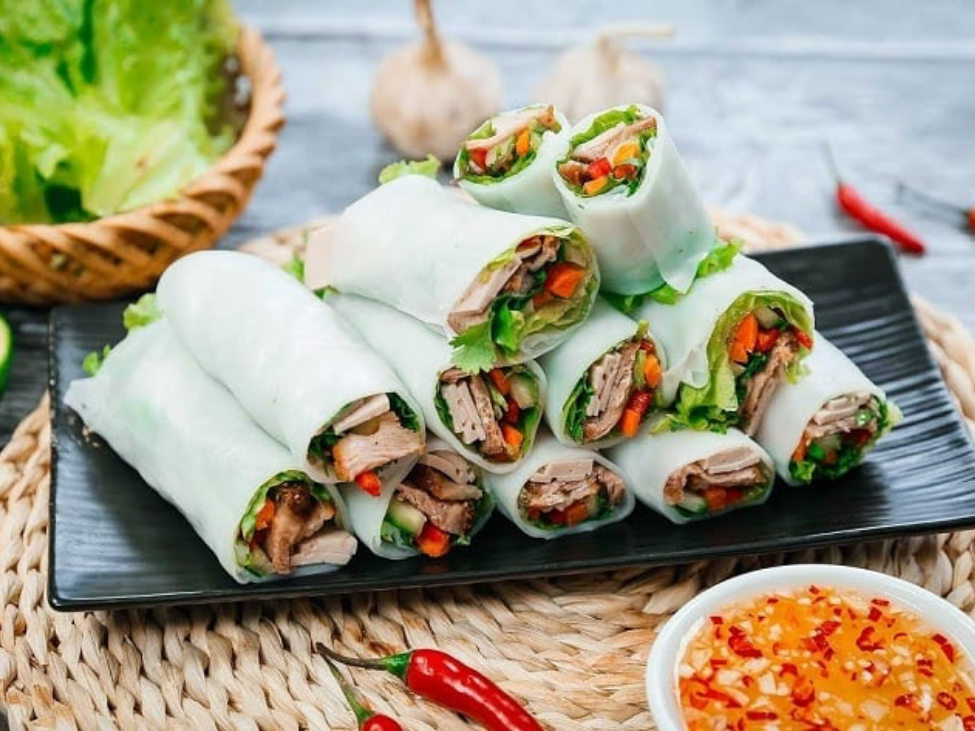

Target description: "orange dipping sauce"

left=678, top=584, right=975, bottom=730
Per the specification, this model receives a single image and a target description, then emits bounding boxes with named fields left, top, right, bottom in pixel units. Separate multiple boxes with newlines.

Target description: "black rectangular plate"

left=49, top=238, right=975, bottom=611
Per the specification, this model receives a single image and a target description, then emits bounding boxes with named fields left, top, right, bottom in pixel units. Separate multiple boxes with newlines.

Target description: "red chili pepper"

left=324, top=657, right=404, bottom=731
left=317, top=644, right=544, bottom=731
left=898, top=180, right=975, bottom=233
left=825, top=144, right=925, bottom=255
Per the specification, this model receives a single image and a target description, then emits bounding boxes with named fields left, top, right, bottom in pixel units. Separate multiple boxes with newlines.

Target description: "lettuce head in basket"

left=0, top=0, right=240, bottom=224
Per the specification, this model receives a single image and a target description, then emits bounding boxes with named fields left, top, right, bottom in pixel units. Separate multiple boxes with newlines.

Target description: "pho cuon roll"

left=304, top=174, right=599, bottom=372
left=608, top=427, right=774, bottom=525
left=65, top=319, right=356, bottom=583
left=454, top=104, right=570, bottom=218
left=342, top=437, right=494, bottom=560
left=330, top=294, right=547, bottom=473
left=756, top=334, right=901, bottom=485
left=552, top=104, right=715, bottom=296
left=636, top=255, right=814, bottom=435
left=539, top=299, right=667, bottom=448
left=483, top=431, right=634, bottom=539
left=156, top=251, right=425, bottom=490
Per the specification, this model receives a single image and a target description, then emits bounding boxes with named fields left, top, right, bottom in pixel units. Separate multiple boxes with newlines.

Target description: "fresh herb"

left=0, top=0, right=239, bottom=224
left=308, top=428, right=341, bottom=466
left=450, top=319, right=497, bottom=373
left=82, top=344, right=112, bottom=376
left=734, top=352, right=769, bottom=403
left=378, top=155, right=440, bottom=184
left=433, top=386, right=455, bottom=432
left=388, top=392, right=420, bottom=432
left=606, top=241, right=740, bottom=314
left=122, top=294, right=161, bottom=331
left=282, top=254, right=305, bottom=283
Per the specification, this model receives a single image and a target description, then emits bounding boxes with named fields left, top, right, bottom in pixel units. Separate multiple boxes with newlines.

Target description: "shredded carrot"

left=564, top=501, right=590, bottom=527
left=643, top=354, right=662, bottom=388
left=254, top=499, right=275, bottom=531
left=612, top=141, right=640, bottom=166
left=354, top=470, right=381, bottom=497
left=416, top=522, right=451, bottom=558
left=792, top=435, right=810, bottom=462
left=488, top=369, right=510, bottom=396
left=620, top=409, right=641, bottom=437
left=515, top=128, right=531, bottom=157
left=583, top=175, right=610, bottom=196
left=730, top=341, right=749, bottom=364
left=501, top=423, right=523, bottom=450
left=544, top=262, right=585, bottom=299
left=735, top=313, right=759, bottom=352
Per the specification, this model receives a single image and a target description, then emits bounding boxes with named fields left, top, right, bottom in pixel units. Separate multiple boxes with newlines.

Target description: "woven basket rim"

left=1, top=24, right=285, bottom=235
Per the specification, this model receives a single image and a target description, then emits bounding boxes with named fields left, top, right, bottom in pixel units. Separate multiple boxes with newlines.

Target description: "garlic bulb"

left=534, top=24, right=671, bottom=124
left=370, top=0, right=503, bottom=160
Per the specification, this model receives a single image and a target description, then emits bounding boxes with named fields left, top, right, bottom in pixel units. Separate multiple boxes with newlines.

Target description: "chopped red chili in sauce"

left=679, top=585, right=975, bottom=730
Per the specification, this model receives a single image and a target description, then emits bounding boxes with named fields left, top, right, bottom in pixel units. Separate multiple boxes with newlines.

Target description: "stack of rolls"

left=64, top=102, right=900, bottom=585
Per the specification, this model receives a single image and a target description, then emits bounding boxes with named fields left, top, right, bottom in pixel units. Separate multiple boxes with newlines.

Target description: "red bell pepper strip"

left=317, top=644, right=544, bottom=731
left=354, top=470, right=382, bottom=497
left=825, top=144, right=925, bottom=255
left=325, top=656, right=404, bottom=731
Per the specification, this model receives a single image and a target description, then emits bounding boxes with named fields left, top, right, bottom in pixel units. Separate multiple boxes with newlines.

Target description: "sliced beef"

left=572, top=117, right=657, bottom=162
left=332, top=412, right=422, bottom=482
left=467, top=375, right=505, bottom=456
left=411, top=463, right=483, bottom=502
left=331, top=394, right=390, bottom=435
left=441, top=380, right=486, bottom=444
left=447, top=235, right=563, bottom=333
left=739, top=330, right=800, bottom=436
left=396, top=482, right=475, bottom=536
left=804, top=392, right=877, bottom=440
left=264, top=486, right=338, bottom=574
left=520, top=475, right=601, bottom=513
left=464, top=106, right=555, bottom=154
left=663, top=449, right=767, bottom=506
left=593, top=464, right=626, bottom=505
left=418, top=450, right=474, bottom=484
left=583, top=342, right=639, bottom=442
left=291, top=529, right=357, bottom=568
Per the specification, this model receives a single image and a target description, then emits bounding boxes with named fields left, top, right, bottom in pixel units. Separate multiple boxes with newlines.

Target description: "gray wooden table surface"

left=0, top=2, right=973, bottom=726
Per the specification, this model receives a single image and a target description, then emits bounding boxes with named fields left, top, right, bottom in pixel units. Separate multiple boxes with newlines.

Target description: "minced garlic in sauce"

left=679, top=585, right=975, bottom=730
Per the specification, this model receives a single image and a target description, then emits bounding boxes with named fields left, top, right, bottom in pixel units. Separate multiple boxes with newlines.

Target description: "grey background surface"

left=0, top=3, right=973, bottom=721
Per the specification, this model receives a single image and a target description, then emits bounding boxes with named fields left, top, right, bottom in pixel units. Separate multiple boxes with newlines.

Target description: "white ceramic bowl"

left=646, top=564, right=975, bottom=731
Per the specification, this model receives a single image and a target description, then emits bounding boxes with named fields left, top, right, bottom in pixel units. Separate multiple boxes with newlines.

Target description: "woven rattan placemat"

left=3, top=212, right=975, bottom=730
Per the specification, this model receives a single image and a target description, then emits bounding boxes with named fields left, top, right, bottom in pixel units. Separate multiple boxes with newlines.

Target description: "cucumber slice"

left=0, top=314, right=11, bottom=398
left=508, top=372, right=536, bottom=409
left=386, top=498, right=426, bottom=536
left=677, top=492, right=708, bottom=514
left=754, top=305, right=781, bottom=329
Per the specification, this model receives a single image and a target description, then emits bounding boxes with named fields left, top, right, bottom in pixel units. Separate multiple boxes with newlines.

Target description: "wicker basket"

left=0, top=26, right=285, bottom=306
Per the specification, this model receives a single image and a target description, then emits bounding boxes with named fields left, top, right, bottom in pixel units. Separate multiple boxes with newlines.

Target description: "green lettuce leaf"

left=567, top=105, right=642, bottom=148
left=388, top=392, right=421, bottom=433
left=82, top=344, right=112, bottom=376
left=378, top=155, right=440, bottom=184
left=668, top=291, right=813, bottom=432
left=122, top=293, right=161, bottom=331
left=0, top=0, right=238, bottom=224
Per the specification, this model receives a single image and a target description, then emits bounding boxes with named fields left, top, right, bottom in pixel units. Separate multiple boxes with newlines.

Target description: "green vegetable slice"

left=0, top=314, right=12, bottom=397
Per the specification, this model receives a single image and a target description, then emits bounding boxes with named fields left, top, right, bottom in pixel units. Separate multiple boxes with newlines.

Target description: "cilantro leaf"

left=282, top=253, right=305, bottom=282
left=378, top=155, right=441, bottom=184
left=450, top=319, right=497, bottom=373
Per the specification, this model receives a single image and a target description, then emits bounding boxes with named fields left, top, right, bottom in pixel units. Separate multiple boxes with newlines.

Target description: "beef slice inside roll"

left=241, top=475, right=356, bottom=576
left=436, top=365, right=542, bottom=463
left=381, top=449, right=493, bottom=558
left=519, top=457, right=627, bottom=530
left=557, top=106, right=658, bottom=198
left=309, top=393, right=423, bottom=487
left=789, top=393, right=894, bottom=482
left=446, top=231, right=594, bottom=354
left=457, top=105, right=562, bottom=181
left=665, top=446, right=773, bottom=519
left=567, top=334, right=662, bottom=445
